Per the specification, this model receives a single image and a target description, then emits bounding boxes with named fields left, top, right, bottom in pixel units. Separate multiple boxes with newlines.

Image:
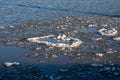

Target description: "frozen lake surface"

left=0, top=0, right=120, bottom=26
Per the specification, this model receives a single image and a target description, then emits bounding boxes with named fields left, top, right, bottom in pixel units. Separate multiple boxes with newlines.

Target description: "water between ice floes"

left=0, top=0, right=120, bottom=26
left=0, top=46, right=70, bottom=74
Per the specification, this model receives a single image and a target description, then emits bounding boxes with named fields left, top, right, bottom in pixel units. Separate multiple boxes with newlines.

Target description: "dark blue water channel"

left=0, top=46, right=70, bottom=74
left=0, top=0, right=120, bottom=26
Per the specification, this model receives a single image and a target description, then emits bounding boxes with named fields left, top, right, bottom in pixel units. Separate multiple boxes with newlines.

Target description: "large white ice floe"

left=27, top=34, right=83, bottom=48
left=98, top=28, right=118, bottom=36
left=4, top=62, right=20, bottom=67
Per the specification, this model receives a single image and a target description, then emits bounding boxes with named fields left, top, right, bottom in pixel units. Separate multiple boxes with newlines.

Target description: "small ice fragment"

left=64, top=53, right=67, bottom=56
left=113, top=37, right=120, bottom=41
left=76, top=53, right=81, bottom=56
left=98, top=28, right=118, bottom=36
left=51, top=54, right=58, bottom=59
left=57, top=34, right=66, bottom=40
left=49, top=76, right=53, bottom=80
left=106, top=48, right=116, bottom=54
left=4, top=62, right=20, bottom=67
left=0, top=26, right=5, bottom=30
left=96, top=53, right=103, bottom=57
left=88, top=24, right=96, bottom=27
left=91, top=64, right=103, bottom=67
left=9, top=25, right=15, bottom=29
left=35, top=47, right=41, bottom=51
left=59, top=69, right=69, bottom=72
left=92, top=38, right=103, bottom=41
left=101, top=24, right=108, bottom=27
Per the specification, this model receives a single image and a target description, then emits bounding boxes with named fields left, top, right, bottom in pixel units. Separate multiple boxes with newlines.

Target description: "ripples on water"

left=0, top=0, right=120, bottom=26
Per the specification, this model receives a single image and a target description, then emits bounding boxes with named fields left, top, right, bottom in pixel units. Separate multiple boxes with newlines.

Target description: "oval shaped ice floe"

left=98, top=28, right=118, bottom=36
left=27, top=34, right=83, bottom=48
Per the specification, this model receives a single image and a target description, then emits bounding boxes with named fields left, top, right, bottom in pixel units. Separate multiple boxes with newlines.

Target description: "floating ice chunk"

left=4, top=62, right=20, bottom=67
left=9, top=25, right=15, bottom=29
left=25, top=53, right=39, bottom=58
left=98, top=28, right=118, bottom=36
left=91, top=64, right=103, bottom=67
left=93, top=38, right=103, bottom=41
left=105, top=48, right=117, bottom=54
left=113, top=37, right=120, bottom=41
left=88, top=24, right=97, bottom=27
left=56, top=34, right=66, bottom=41
left=27, top=34, right=83, bottom=48
left=0, top=26, right=5, bottom=30
left=96, top=53, right=103, bottom=57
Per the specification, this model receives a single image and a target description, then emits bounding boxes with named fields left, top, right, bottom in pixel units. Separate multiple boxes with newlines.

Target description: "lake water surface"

left=0, top=0, right=120, bottom=26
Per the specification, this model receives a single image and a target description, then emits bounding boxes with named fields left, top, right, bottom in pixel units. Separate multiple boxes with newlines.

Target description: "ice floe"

left=4, top=62, right=20, bottom=67
left=96, top=53, right=103, bottom=57
left=9, top=25, right=15, bottom=29
left=105, top=48, right=117, bottom=54
left=27, top=34, right=83, bottom=48
left=98, top=28, right=118, bottom=36
left=0, top=26, right=5, bottom=30
left=113, top=37, right=120, bottom=41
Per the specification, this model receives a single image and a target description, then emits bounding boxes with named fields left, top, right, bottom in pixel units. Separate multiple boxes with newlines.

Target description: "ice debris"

left=113, top=37, right=120, bottom=41
left=93, top=38, right=103, bottom=41
left=9, top=25, right=15, bottom=29
left=105, top=48, right=117, bottom=54
left=98, top=28, right=118, bottom=36
left=0, top=26, right=5, bottom=30
left=4, top=62, right=20, bottom=67
left=91, top=64, right=103, bottom=67
left=96, top=53, right=103, bottom=57
left=27, top=34, right=83, bottom=48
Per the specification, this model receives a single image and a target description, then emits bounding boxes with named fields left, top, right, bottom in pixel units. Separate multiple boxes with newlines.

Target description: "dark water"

left=0, top=46, right=70, bottom=74
left=0, top=0, right=120, bottom=26
left=0, top=46, right=33, bottom=64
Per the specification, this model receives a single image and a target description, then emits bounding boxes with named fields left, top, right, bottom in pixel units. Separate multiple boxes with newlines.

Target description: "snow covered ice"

left=27, top=34, right=83, bottom=48
left=98, top=28, right=118, bottom=36
left=4, top=62, right=20, bottom=67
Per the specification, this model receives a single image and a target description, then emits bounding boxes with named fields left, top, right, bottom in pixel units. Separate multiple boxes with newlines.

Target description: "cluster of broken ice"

left=98, top=28, right=118, bottom=36
left=27, top=34, right=83, bottom=48
left=54, top=34, right=68, bottom=41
